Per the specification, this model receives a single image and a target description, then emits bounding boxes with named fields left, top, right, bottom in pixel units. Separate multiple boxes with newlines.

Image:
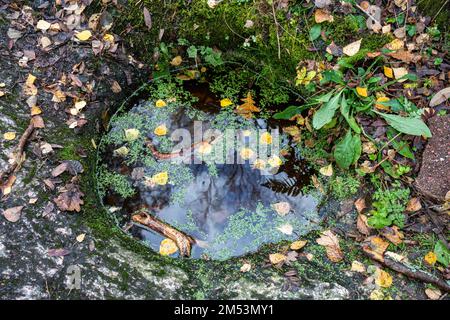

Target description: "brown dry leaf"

left=362, top=236, right=389, bottom=262
left=357, top=214, right=371, bottom=236
left=32, top=115, right=45, bottom=128
left=354, top=197, right=366, bottom=213
left=316, top=230, right=343, bottom=262
left=406, top=197, right=422, bottom=212
left=269, top=253, right=287, bottom=265
left=240, top=263, right=251, bottom=272
left=235, top=92, right=260, bottom=119
left=170, top=55, right=182, bottom=66
left=430, top=87, right=450, bottom=107
left=54, top=181, right=84, bottom=212
left=381, top=226, right=404, bottom=245
left=111, top=81, right=122, bottom=93
left=388, top=50, right=419, bottom=63
left=143, top=7, right=152, bottom=30
left=2, top=206, right=24, bottom=223
left=0, top=175, right=16, bottom=196
left=343, top=39, right=362, bottom=57
left=311, top=174, right=325, bottom=193
left=314, top=9, right=334, bottom=23
left=425, top=288, right=441, bottom=300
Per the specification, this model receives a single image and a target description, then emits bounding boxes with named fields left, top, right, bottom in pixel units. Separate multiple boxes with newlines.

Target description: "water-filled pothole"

left=97, top=76, right=323, bottom=260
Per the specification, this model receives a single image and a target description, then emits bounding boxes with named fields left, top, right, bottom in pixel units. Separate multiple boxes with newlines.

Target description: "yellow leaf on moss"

left=260, top=132, right=273, bottom=145
left=319, top=163, right=333, bottom=176
left=356, top=87, right=368, bottom=97
left=124, top=128, right=140, bottom=141
left=75, top=30, right=92, bottom=41
left=3, top=132, right=16, bottom=140
left=155, top=99, right=167, bottom=108
left=170, top=55, right=183, bottom=66
left=424, top=251, right=437, bottom=265
left=269, top=253, right=286, bottom=265
left=290, top=240, right=307, bottom=251
left=220, top=98, right=233, bottom=107
left=114, top=146, right=129, bottom=156
left=151, top=171, right=169, bottom=185
left=384, top=66, right=394, bottom=78
left=31, top=106, right=42, bottom=115
left=25, top=74, right=36, bottom=86
left=103, top=33, right=114, bottom=42
left=375, top=269, right=393, bottom=288
left=159, top=238, right=178, bottom=256
left=154, top=124, right=167, bottom=136
left=343, top=39, right=362, bottom=57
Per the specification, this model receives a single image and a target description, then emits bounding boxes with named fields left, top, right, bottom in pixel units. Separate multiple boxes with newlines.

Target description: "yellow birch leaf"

left=375, top=269, right=393, bottom=288
left=159, top=238, right=178, bottom=256
left=424, top=251, right=437, bottom=265
left=124, top=128, right=140, bottom=141
left=75, top=30, right=92, bottom=41
left=384, top=66, right=394, bottom=78
left=343, top=39, right=362, bottom=57
left=154, top=124, right=167, bottom=136
left=3, top=132, right=16, bottom=140
left=31, top=106, right=42, bottom=115
left=290, top=240, right=307, bottom=251
left=375, top=96, right=390, bottom=110
left=356, top=87, right=368, bottom=97
left=220, top=98, right=233, bottom=107
left=151, top=171, right=169, bottom=185
left=155, top=99, right=167, bottom=108
left=319, top=163, right=333, bottom=176
left=25, top=74, right=36, bottom=86
left=103, top=33, right=114, bottom=42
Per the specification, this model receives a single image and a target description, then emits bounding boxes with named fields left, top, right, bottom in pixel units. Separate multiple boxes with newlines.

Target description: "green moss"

left=331, top=174, right=361, bottom=200
left=418, top=0, right=449, bottom=31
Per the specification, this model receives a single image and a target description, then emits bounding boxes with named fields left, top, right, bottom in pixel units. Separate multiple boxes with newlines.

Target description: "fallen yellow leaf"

left=375, top=96, right=390, bottom=110
left=75, top=30, right=92, bottom=41
left=356, top=87, right=368, bottom=97
left=384, top=66, right=394, bottom=78
left=31, top=106, right=42, bottom=115
left=159, top=238, right=178, bottom=256
left=269, top=253, right=286, bottom=265
left=76, top=233, right=86, bottom=243
left=267, top=155, right=282, bottom=167
left=25, top=74, right=36, bottom=86
left=351, top=260, right=366, bottom=273
left=375, top=269, right=393, bottom=288
left=3, top=132, right=16, bottom=140
left=385, top=38, right=404, bottom=51
left=424, top=251, right=437, bottom=266
left=155, top=99, right=167, bottom=108
left=259, top=132, right=273, bottom=145
left=316, top=230, right=343, bottom=262
left=154, top=124, right=167, bottom=136
left=314, top=9, right=334, bottom=23
left=103, top=33, right=114, bottom=42
left=170, top=55, right=183, bottom=66
left=290, top=240, right=307, bottom=251
left=220, top=98, right=233, bottom=107
left=319, top=163, right=333, bottom=176
left=151, top=171, right=169, bottom=185
left=124, top=128, right=140, bottom=141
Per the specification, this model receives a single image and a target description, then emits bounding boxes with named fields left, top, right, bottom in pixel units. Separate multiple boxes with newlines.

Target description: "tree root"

left=132, top=210, right=196, bottom=257
left=0, top=119, right=35, bottom=193
left=363, top=250, right=450, bottom=292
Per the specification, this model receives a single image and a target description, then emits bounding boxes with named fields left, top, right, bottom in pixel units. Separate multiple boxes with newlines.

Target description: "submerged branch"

left=132, top=210, right=196, bottom=257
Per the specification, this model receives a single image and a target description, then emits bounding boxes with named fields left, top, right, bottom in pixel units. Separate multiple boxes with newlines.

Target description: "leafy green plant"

left=367, top=183, right=410, bottom=229
left=434, top=241, right=450, bottom=267
left=331, top=174, right=361, bottom=200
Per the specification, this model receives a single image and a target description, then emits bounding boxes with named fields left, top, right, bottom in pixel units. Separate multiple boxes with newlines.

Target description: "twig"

left=0, top=119, right=35, bottom=185
left=271, top=1, right=281, bottom=60
left=363, top=250, right=450, bottom=292
left=132, top=211, right=195, bottom=257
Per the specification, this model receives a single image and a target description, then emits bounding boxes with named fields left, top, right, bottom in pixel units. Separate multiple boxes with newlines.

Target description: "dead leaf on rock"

left=54, top=180, right=84, bottom=212
left=381, top=226, right=404, bottom=245
left=406, top=197, right=422, bottom=212
left=2, top=206, right=24, bottom=223
left=425, top=288, right=441, bottom=300
left=111, top=81, right=122, bottom=93
left=316, top=230, right=343, bottom=262
left=357, top=214, right=372, bottom=236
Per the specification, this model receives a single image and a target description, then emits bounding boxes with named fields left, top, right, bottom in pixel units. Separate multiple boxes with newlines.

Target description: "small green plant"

left=331, top=174, right=361, bottom=200
left=367, top=183, right=410, bottom=229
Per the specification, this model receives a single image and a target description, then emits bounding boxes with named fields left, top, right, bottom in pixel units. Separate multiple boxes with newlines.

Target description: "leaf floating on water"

left=124, top=128, right=140, bottom=141
left=151, top=171, right=169, bottom=185
left=272, top=201, right=291, bottom=216
left=277, top=223, right=293, bottom=235
left=343, top=39, right=362, bottom=57
left=155, top=99, right=167, bottom=108
left=154, top=124, right=167, bottom=136
left=159, top=238, right=178, bottom=256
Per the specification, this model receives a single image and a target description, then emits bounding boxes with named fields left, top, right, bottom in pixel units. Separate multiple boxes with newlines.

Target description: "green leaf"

left=374, top=111, right=432, bottom=138
left=340, top=94, right=361, bottom=133
left=312, top=92, right=342, bottom=130
left=367, top=215, right=392, bottom=229
left=309, top=24, right=321, bottom=41
left=434, top=241, right=450, bottom=267
left=334, top=130, right=361, bottom=169
left=273, top=105, right=304, bottom=120
left=187, top=46, right=198, bottom=59
left=387, top=129, right=415, bottom=160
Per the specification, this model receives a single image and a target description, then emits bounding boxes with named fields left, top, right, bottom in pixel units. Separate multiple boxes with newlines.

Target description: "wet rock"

left=415, top=115, right=450, bottom=202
